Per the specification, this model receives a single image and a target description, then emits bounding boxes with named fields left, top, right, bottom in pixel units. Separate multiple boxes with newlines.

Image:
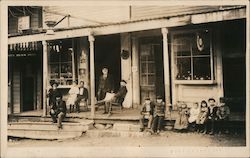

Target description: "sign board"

left=18, top=16, right=30, bottom=31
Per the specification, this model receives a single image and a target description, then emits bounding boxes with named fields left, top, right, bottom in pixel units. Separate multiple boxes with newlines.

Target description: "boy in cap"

left=50, top=94, right=67, bottom=129
left=139, top=97, right=154, bottom=132
left=216, top=97, right=230, bottom=134
left=104, top=80, right=127, bottom=116
left=151, top=96, right=166, bottom=134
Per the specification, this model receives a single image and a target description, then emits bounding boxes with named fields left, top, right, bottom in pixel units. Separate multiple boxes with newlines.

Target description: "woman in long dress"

left=67, top=81, right=79, bottom=113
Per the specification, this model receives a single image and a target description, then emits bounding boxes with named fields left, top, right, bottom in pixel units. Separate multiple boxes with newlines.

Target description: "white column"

left=120, top=33, right=133, bottom=108
left=131, top=36, right=140, bottom=107
left=161, top=28, right=171, bottom=113
left=42, top=41, right=48, bottom=117
left=88, top=35, right=95, bottom=117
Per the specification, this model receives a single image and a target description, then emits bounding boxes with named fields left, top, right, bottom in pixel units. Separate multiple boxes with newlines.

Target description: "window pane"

left=141, top=75, right=147, bottom=86
left=50, top=64, right=59, bottom=79
left=61, top=63, right=72, bottom=78
left=61, top=51, right=72, bottom=62
left=148, top=63, right=155, bottom=73
left=141, top=63, right=147, bottom=73
left=148, top=75, right=155, bottom=85
left=192, top=30, right=210, bottom=56
left=176, top=57, right=191, bottom=80
left=50, top=52, right=59, bottom=62
left=193, top=57, right=211, bottom=80
left=174, top=34, right=192, bottom=56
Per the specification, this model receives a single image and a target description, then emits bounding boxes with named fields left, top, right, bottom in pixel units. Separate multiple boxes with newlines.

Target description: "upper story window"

left=172, top=29, right=214, bottom=84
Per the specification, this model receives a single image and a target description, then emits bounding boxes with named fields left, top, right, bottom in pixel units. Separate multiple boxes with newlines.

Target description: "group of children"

left=174, top=97, right=230, bottom=134
left=139, top=96, right=166, bottom=134
left=139, top=96, right=230, bottom=135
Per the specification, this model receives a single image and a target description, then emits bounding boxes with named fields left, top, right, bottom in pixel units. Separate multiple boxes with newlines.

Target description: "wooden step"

left=8, top=120, right=94, bottom=140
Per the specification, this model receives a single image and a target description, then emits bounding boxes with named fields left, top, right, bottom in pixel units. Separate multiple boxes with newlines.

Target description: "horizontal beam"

left=8, top=8, right=246, bottom=44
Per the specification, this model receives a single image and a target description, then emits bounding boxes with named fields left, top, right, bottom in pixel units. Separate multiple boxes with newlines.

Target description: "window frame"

left=171, top=28, right=215, bottom=85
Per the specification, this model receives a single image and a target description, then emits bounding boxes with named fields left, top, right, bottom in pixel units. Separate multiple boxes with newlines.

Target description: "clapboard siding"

left=43, top=6, right=130, bottom=28
left=131, top=6, right=242, bottom=20
left=13, top=64, right=21, bottom=113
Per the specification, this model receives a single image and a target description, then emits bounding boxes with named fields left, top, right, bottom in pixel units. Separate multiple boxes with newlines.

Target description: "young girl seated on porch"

left=188, top=102, right=200, bottom=132
left=196, top=100, right=209, bottom=134
left=174, top=102, right=189, bottom=132
left=67, top=81, right=80, bottom=113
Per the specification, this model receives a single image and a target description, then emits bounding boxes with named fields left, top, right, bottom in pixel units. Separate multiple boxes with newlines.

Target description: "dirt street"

left=8, top=131, right=246, bottom=147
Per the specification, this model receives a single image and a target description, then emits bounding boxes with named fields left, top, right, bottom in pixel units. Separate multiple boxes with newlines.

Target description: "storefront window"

left=173, top=29, right=214, bottom=82
left=48, top=39, right=74, bottom=86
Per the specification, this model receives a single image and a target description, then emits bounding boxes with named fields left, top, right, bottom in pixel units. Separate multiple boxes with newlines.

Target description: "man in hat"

left=139, top=97, right=154, bottom=132
left=151, top=96, right=166, bottom=134
left=50, top=94, right=67, bottom=129
left=97, top=67, right=114, bottom=101
left=47, top=81, right=62, bottom=107
left=104, top=80, right=127, bottom=116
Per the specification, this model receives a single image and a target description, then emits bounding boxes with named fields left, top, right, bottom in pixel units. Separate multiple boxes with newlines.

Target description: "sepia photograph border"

left=1, top=0, right=250, bottom=157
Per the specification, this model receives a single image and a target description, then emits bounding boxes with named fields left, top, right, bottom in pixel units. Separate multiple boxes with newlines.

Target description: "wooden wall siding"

left=130, top=6, right=242, bottom=20
left=13, top=64, right=21, bottom=113
left=43, top=6, right=130, bottom=29
left=8, top=7, right=42, bottom=34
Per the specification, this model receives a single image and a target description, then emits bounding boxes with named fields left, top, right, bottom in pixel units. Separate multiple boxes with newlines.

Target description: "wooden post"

left=42, top=41, right=48, bottom=117
left=131, top=36, right=140, bottom=107
left=161, top=28, right=171, bottom=113
left=88, top=34, right=95, bottom=117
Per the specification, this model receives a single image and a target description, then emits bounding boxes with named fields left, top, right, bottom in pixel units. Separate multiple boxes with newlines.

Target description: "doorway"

left=21, top=61, right=36, bottom=112
left=95, top=34, right=121, bottom=93
left=139, top=36, right=165, bottom=102
left=221, top=20, right=246, bottom=112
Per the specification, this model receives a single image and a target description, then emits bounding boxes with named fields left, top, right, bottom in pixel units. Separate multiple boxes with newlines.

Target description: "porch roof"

left=8, top=6, right=246, bottom=44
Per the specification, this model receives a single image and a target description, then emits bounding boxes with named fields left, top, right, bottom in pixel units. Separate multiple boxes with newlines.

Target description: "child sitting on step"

left=196, top=100, right=209, bottom=134
left=139, top=97, right=154, bottom=132
left=174, top=102, right=189, bottom=132
left=151, top=96, right=165, bottom=134
left=188, top=102, right=200, bottom=132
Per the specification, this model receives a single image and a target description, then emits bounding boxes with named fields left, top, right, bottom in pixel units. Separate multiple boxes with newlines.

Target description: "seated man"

left=50, top=94, right=67, bottom=129
left=104, top=80, right=127, bottom=116
left=75, top=81, right=89, bottom=112
left=139, top=97, right=154, bottom=132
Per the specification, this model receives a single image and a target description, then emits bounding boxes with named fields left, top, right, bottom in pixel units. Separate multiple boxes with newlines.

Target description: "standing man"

left=50, top=94, right=67, bottom=129
left=47, top=81, right=62, bottom=107
left=97, top=67, right=114, bottom=101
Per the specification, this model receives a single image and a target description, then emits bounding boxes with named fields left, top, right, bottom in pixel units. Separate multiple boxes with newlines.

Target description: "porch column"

left=131, top=36, right=140, bottom=107
left=88, top=34, right=95, bottom=117
left=42, top=41, right=48, bottom=117
left=161, top=28, right=171, bottom=113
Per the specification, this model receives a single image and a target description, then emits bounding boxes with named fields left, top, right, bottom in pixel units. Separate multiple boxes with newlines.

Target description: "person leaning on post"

left=139, top=97, right=154, bottom=132
left=50, top=94, right=67, bottom=129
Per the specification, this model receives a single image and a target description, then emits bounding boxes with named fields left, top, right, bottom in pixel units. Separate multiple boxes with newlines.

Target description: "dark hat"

left=121, top=80, right=127, bottom=84
left=156, top=96, right=162, bottom=99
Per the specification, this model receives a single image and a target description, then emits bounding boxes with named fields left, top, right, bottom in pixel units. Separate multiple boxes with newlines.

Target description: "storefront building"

left=8, top=5, right=246, bottom=116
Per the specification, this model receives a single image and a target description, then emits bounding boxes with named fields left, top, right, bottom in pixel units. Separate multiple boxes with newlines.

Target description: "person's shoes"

left=156, top=130, right=160, bottom=134
left=202, top=130, right=207, bottom=134
left=140, top=128, right=144, bottom=132
left=102, top=111, right=107, bottom=114
left=53, top=120, right=57, bottom=123
left=57, top=124, right=62, bottom=129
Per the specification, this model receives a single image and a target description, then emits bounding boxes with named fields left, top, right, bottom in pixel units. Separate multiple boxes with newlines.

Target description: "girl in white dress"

left=188, top=102, right=200, bottom=131
left=67, top=81, right=79, bottom=113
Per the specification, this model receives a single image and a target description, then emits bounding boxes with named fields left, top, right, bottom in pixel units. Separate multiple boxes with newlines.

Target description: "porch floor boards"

left=9, top=107, right=245, bottom=122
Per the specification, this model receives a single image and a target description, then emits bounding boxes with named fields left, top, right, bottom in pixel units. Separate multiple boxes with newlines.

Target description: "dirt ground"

left=8, top=131, right=246, bottom=147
